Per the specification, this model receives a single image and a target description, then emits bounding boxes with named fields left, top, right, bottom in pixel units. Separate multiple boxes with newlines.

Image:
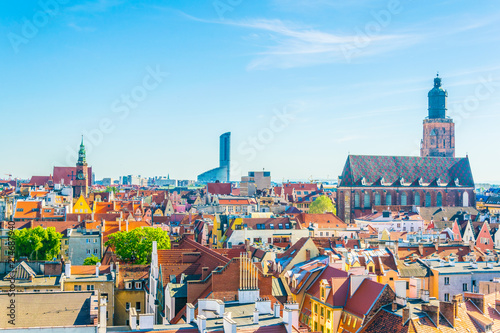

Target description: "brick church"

left=337, top=75, right=475, bottom=223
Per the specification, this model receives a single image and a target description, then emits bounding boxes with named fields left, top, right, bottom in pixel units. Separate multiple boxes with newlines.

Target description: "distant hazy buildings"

left=197, top=132, right=231, bottom=183
left=240, top=171, right=271, bottom=196
left=121, top=175, right=148, bottom=186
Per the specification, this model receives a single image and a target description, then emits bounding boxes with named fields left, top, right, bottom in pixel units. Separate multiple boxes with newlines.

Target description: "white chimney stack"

left=186, top=303, right=195, bottom=323
left=274, top=302, right=280, bottom=318
left=253, top=309, right=259, bottom=324
left=96, top=262, right=101, bottom=277
left=65, top=261, right=72, bottom=278
left=197, top=315, right=206, bottom=333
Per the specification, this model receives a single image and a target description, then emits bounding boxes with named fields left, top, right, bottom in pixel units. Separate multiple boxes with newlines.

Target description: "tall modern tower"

left=219, top=132, right=230, bottom=181
left=197, top=132, right=231, bottom=182
left=420, top=75, right=455, bottom=158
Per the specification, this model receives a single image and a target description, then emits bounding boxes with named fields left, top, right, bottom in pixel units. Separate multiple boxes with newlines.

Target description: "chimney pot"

left=402, top=308, right=410, bottom=325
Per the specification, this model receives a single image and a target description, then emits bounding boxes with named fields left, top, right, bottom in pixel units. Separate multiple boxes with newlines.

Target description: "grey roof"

left=396, top=260, right=431, bottom=278
left=4, top=261, right=36, bottom=280
left=428, top=261, right=500, bottom=274
left=418, top=206, right=478, bottom=223
left=0, top=291, right=94, bottom=327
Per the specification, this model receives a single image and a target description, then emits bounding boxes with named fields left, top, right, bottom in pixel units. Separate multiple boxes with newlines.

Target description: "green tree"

left=105, top=227, right=170, bottom=264
left=83, top=254, right=101, bottom=265
left=309, top=195, right=336, bottom=214
left=105, top=186, right=118, bottom=193
left=11, top=226, right=62, bottom=260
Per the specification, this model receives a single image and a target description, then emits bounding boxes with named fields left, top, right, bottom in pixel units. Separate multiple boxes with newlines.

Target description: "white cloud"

left=181, top=14, right=421, bottom=70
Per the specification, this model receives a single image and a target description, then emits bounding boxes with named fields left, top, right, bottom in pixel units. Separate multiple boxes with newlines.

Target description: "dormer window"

left=135, top=282, right=142, bottom=289
left=125, top=282, right=132, bottom=289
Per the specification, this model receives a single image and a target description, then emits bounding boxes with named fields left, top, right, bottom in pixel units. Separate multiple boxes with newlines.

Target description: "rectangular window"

left=93, top=249, right=98, bottom=254
left=327, top=310, right=331, bottom=320
left=463, top=283, right=468, bottom=291
left=74, top=285, right=81, bottom=291
left=444, top=277, right=450, bottom=285
left=126, top=302, right=130, bottom=311
left=87, top=285, right=94, bottom=291
left=321, top=307, right=324, bottom=317
left=444, top=293, right=450, bottom=302
left=135, top=282, right=142, bottom=289
left=136, top=302, right=141, bottom=312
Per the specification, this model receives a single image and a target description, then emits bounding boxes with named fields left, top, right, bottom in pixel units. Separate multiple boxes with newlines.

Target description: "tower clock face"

left=77, top=172, right=85, bottom=180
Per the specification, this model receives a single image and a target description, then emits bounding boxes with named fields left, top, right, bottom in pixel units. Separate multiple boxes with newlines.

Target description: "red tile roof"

left=344, top=279, right=386, bottom=318
left=207, top=183, right=232, bottom=195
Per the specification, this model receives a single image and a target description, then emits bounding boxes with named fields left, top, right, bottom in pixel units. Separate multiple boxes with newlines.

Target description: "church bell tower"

left=420, top=74, right=455, bottom=158
left=74, top=136, right=89, bottom=198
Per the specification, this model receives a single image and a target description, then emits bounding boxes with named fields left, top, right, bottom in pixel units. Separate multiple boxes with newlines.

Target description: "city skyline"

left=1, top=1, right=500, bottom=182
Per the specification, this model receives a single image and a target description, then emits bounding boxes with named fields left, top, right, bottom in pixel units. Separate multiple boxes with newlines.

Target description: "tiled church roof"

left=339, top=155, right=474, bottom=187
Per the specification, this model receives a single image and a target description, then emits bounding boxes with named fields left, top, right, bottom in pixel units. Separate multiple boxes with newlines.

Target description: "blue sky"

left=1, top=0, right=499, bottom=183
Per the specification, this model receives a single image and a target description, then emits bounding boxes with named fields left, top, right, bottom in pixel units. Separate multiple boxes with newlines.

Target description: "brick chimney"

left=440, top=301, right=455, bottom=328
left=422, top=304, right=439, bottom=327
left=453, top=294, right=462, bottom=319
left=464, top=293, right=485, bottom=313
left=402, top=308, right=410, bottom=325
left=201, top=267, right=209, bottom=280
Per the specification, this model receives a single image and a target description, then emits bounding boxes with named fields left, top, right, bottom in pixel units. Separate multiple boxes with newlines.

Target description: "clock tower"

left=74, top=136, right=89, bottom=198
left=420, top=74, right=455, bottom=158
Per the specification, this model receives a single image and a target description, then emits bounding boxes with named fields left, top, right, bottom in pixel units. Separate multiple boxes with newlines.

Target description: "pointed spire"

left=77, top=137, right=87, bottom=165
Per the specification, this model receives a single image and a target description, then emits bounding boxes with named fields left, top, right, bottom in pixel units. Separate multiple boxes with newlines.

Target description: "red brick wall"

left=337, top=188, right=475, bottom=223
left=187, top=275, right=212, bottom=304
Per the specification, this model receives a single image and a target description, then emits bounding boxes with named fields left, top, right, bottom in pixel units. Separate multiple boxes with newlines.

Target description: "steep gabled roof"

left=339, top=155, right=474, bottom=187
left=4, top=261, right=36, bottom=280
left=344, top=279, right=387, bottom=318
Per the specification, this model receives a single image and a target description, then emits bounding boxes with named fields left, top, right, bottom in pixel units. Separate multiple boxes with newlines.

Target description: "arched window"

left=437, top=192, right=443, bottom=207
left=401, top=192, right=407, bottom=206
left=386, top=193, right=392, bottom=206
left=364, top=193, right=370, bottom=208
left=425, top=192, right=431, bottom=207
left=374, top=192, right=381, bottom=206
left=354, top=192, right=360, bottom=208
left=463, top=192, right=469, bottom=207
left=415, top=192, right=420, bottom=206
